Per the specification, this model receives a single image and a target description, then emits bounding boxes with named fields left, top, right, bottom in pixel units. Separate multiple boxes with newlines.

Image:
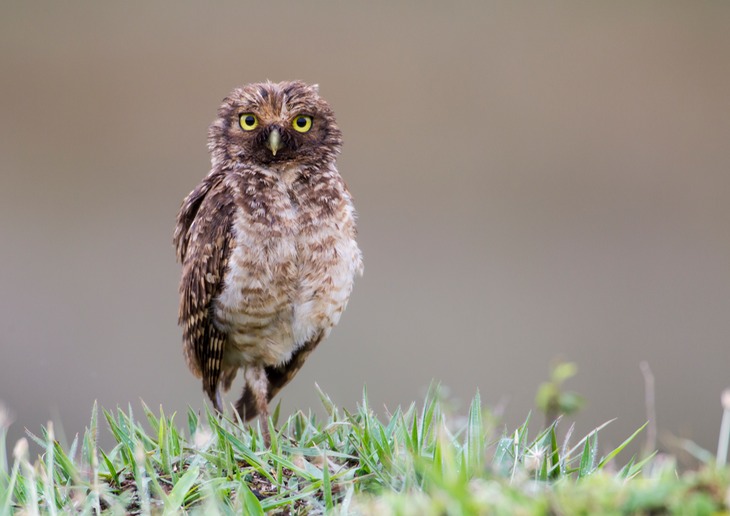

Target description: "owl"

left=173, top=81, right=362, bottom=437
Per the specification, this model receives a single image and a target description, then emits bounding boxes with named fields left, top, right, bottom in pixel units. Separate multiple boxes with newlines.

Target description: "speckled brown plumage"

left=174, top=81, right=362, bottom=436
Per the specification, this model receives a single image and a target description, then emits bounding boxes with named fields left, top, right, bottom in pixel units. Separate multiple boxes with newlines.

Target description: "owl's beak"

left=266, top=128, right=283, bottom=156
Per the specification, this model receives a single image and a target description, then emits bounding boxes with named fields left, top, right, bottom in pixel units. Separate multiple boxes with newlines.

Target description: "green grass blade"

left=316, top=382, right=337, bottom=418
left=597, top=422, right=647, bottom=470
left=619, top=451, right=657, bottom=480
left=466, top=389, right=483, bottom=476
left=141, top=401, right=160, bottom=436
left=239, top=479, right=265, bottom=516
left=549, top=426, right=560, bottom=479
left=99, top=448, right=119, bottom=487
left=578, top=432, right=598, bottom=478
left=164, top=464, right=199, bottom=514
left=322, top=453, right=333, bottom=511
left=44, top=422, right=57, bottom=516
left=187, top=407, right=199, bottom=437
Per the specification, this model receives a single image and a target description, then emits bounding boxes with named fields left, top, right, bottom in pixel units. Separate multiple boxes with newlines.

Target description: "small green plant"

left=535, top=361, right=585, bottom=427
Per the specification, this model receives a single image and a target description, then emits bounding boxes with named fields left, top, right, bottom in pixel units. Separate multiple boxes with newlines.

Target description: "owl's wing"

left=174, top=172, right=235, bottom=405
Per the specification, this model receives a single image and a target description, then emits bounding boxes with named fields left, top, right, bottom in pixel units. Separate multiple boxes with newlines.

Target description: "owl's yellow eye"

left=292, top=115, right=313, bottom=133
left=239, top=113, right=258, bottom=131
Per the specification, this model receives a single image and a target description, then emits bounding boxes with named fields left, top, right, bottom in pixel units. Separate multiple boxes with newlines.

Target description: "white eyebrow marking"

left=279, top=94, right=290, bottom=119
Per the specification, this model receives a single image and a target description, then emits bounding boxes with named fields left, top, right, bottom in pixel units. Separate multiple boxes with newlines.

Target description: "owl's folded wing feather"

left=174, top=173, right=235, bottom=401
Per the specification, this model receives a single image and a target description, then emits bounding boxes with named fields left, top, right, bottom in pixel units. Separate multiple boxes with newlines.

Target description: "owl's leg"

left=264, top=331, right=324, bottom=400
left=238, top=366, right=271, bottom=444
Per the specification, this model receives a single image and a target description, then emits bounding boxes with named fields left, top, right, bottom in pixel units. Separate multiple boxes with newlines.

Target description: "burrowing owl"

left=173, top=81, right=362, bottom=434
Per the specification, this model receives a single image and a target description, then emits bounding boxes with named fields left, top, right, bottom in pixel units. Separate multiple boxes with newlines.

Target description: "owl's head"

left=208, top=80, right=342, bottom=170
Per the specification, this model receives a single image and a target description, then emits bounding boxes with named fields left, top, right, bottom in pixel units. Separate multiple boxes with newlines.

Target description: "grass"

left=1, top=379, right=730, bottom=515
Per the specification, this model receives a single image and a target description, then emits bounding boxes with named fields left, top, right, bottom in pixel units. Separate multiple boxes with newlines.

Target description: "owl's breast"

left=214, top=183, right=361, bottom=367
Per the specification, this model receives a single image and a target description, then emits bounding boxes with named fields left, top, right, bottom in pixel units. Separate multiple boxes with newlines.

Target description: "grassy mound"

left=1, top=383, right=728, bottom=514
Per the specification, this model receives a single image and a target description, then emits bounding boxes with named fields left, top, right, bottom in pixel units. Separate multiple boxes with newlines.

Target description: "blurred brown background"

left=1, top=2, right=729, bottom=455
